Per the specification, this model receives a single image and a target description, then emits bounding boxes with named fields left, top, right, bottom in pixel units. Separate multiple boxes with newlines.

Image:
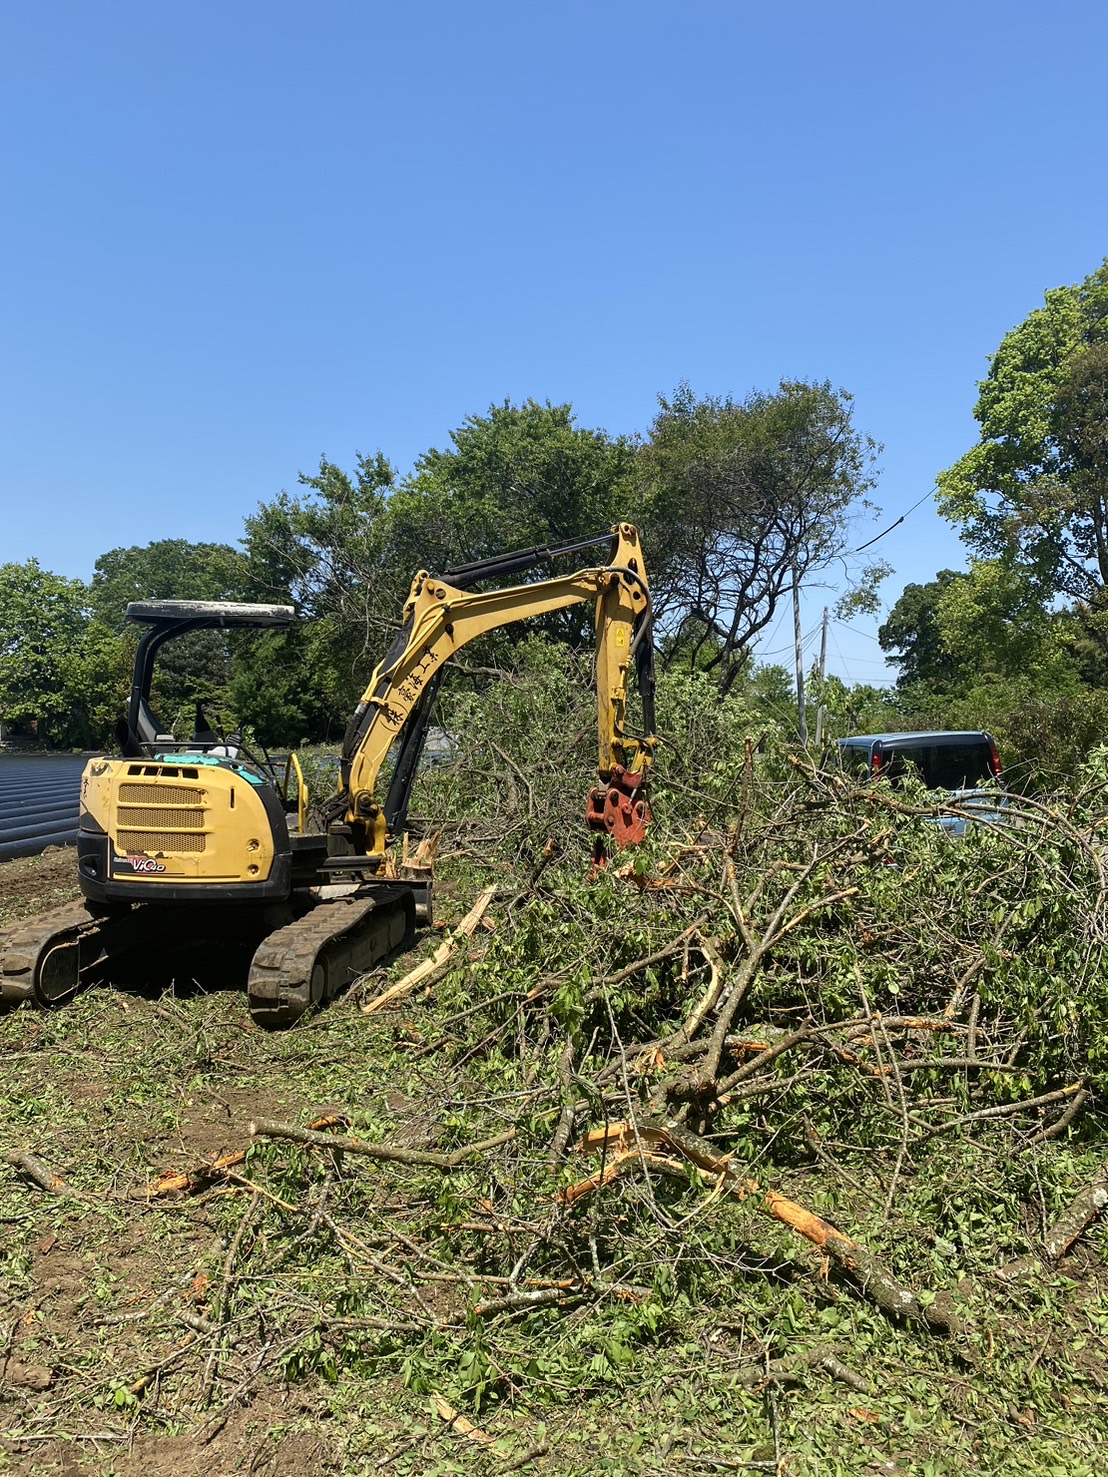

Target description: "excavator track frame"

left=0, top=901, right=111, bottom=1007
left=246, top=884, right=416, bottom=1028
left=0, top=884, right=416, bottom=1027
left=0, top=901, right=207, bottom=1007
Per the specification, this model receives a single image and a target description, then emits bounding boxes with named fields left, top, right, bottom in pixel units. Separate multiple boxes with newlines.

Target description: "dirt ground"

left=0, top=849, right=80, bottom=926
left=0, top=853, right=349, bottom=1475
left=4, top=1392, right=333, bottom=1477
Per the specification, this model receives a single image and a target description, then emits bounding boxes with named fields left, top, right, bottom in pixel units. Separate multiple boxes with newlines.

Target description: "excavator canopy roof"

left=126, top=600, right=295, bottom=628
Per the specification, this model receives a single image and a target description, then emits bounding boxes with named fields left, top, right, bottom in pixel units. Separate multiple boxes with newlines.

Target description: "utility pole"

left=792, top=562, right=807, bottom=746
left=815, top=606, right=829, bottom=748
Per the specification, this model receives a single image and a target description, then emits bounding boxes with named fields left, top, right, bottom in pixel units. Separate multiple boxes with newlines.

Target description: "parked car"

left=833, top=730, right=1005, bottom=835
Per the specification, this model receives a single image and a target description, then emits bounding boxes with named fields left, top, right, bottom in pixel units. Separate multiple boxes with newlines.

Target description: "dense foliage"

left=937, top=260, right=1108, bottom=617
left=871, top=258, right=1108, bottom=787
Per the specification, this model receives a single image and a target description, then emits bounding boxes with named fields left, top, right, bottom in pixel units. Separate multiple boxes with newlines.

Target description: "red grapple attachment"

left=586, top=765, right=652, bottom=867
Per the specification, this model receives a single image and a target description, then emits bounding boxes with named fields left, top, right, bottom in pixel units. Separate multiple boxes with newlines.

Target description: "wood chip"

left=431, top=1392, right=501, bottom=1453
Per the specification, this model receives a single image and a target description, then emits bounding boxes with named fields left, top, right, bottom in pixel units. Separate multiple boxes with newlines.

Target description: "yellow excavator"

left=0, top=524, right=656, bottom=1026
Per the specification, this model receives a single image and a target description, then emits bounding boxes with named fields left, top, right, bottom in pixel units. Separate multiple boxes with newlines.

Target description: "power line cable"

left=852, top=488, right=936, bottom=554
left=834, top=619, right=884, bottom=643
left=827, top=623, right=894, bottom=688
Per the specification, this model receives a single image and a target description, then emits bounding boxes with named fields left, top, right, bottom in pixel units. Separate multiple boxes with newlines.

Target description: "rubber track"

left=0, top=889, right=415, bottom=1024
left=247, top=887, right=414, bottom=1028
left=0, top=901, right=104, bottom=1006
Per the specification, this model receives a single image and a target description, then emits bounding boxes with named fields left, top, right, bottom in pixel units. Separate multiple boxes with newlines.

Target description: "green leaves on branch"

left=938, top=259, right=1108, bottom=607
left=878, top=260, right=1108, bottom=784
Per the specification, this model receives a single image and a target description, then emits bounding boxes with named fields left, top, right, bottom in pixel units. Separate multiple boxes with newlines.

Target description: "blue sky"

left=3, top=1, right=1107, bottom=687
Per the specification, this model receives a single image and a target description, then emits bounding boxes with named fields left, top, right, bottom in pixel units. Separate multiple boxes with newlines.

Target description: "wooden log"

left=1042, top=1160, right=1108, bottom=1261
left=573, top=1116, right=964, bottom=1337
left=764, top=1190, right=964, bottom=1337
left=5, top=1150, right=72, bottom=1196
left=731, top=1347, right=871, bottom=1393
left=361, top=885, right=497, bottom=1014
left=250, top=1116, right=516, bottom=1169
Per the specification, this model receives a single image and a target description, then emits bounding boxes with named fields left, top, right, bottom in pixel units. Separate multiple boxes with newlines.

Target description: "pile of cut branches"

left=163, top=770, right=1108, bottom=1460
left=4, top=748, right=1108, bottom=1473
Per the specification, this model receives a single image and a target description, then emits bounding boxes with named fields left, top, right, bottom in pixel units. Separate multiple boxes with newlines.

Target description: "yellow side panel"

left=81, top=760, right=276, bottom=884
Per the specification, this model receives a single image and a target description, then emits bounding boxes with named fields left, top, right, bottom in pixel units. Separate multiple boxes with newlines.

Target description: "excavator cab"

left=74, top=600, right=330, bottom=915
left=117, top=600, right=294, bottom=762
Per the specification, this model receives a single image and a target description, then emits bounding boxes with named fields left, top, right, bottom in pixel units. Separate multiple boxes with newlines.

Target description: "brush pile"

left=3, top=677, right=1108, bottom=1471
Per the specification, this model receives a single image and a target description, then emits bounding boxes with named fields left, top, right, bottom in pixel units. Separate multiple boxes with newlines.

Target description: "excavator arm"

left=335, top=523, right=657, bottom=860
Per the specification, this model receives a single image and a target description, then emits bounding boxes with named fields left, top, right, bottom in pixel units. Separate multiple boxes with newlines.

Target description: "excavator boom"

left=337, top=523, right=655, bottom=859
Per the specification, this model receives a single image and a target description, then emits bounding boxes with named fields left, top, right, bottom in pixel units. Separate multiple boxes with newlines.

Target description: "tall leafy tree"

left=89, top=538, right=247, bottom=630
left=879, top=571, right=968, bottom=689
left=938, top=260, right=1108, bottom=635
left=0, top=561, right=89, bottom=743
left=385, top=400, right=641, bottom=645
left=639, top=381, right=886, bottom=691
left=243, top=453, right=395, bottom=621
left=0, top=560, right=127, bottom=746
left=88, top=538, right=252, bottom=739
left=241, top=406, right=642, bottom=718
left=931, top=560, right=1073, bottom=687
left=881, top=561, right=1081, bottom=700
left=242, top=452, right=397, bottom=730
left=387, top=399, right=639, bottom=570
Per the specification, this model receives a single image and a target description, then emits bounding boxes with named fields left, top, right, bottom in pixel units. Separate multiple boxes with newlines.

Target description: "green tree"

left=933, top=559, right=1071, bottom=685
left=0, top=561, right=89, bottom=743
left=89, top=538, right=247, bottom=630
left=388, top=399, right=640, bottom=574
left=938, top=260, right=1108, bottom=630
left=243, top=453, right=394, bottom=618
left=67, top=620, right=132, bottom=749
left=241, top=452, right=398, bottom=734
left=639, top=381, right=887, bottom=691
left=88, top=538, right=252, bottom=740
left=0, top=560, right=127, bottom=747
left=386, top=400, right=640, bottom=648
left=878, top=571, right=967, bottom=689
left=240, top=408, right=642, bottom=738
left=877, top=558, right=1086, bottom=779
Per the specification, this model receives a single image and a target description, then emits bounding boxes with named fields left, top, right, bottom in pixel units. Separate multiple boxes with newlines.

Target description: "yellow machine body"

left=2, top=528, right=656, bottom=1025
left=78, top=755, right=285, bottom=899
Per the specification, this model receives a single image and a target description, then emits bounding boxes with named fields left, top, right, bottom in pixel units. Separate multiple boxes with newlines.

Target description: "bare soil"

left=0, top=850, right=80, bottom=926
left=0, top=857, right=351, bottom=1475
left=4, top=1391, right=336, bottom=1477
